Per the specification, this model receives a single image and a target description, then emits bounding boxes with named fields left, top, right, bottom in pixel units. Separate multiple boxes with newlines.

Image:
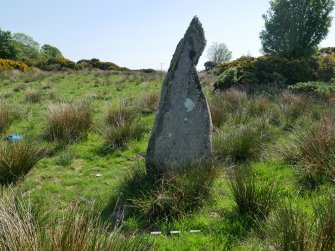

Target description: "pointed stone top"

left=167, top=16, right=206, bottom=73
left=185, top=16, right=206, bottom=64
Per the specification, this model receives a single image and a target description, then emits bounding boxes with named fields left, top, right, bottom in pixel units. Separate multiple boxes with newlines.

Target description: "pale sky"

left=1, top=0, right=334, bottom=70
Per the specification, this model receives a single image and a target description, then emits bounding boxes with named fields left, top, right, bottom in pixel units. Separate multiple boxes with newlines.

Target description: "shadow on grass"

left=102, top=162, right=221, bottom=230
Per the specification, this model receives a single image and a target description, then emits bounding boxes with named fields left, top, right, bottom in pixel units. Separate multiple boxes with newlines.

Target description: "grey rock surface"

left=146, top=16, right=212, bottom=173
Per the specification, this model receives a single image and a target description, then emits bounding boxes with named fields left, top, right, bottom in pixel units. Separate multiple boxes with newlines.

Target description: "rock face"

left=146, top=16, right=212, bottom=173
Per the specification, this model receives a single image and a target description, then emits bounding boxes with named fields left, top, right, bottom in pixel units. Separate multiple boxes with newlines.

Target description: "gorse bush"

left=0, top=59, right=30, bottom=72
left=229, top=167, right=277, bottom=219
left=0, top=191, right=154, bottom=251
left=37, top=57, right=76, bottom=71
left=103, top=103, right=146, bottom=149
left=45, top=101, right=92, bottom=143
left=213, top=54, right=335, bottom=92
left=128, top=164, right=220, bottom=225
left=288, top=81, right=335, bottom=97
left=0, top=142, right=43, bottom=185
left=76, top=58, right=123, bottom=71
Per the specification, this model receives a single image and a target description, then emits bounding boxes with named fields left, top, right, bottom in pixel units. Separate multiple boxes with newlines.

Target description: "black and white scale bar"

left=150, top=230, right=201, bottom=235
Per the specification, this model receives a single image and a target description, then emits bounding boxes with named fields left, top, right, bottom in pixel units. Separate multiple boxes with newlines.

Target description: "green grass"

left=0, top=71, right=334, bottom=250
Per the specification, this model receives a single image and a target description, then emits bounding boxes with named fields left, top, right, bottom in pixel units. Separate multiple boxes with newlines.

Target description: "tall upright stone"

left=146, top=16, right=212, bottom=173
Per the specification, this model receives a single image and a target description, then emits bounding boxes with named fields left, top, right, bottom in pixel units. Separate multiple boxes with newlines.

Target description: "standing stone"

left=146, top=16, right=212, bottom=173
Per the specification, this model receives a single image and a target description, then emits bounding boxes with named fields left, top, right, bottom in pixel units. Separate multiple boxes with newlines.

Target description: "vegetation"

left=0, top=69, right=333, bottom=249
left=213, top=54, right=335, bottom=91
left=0, top=141, right=43, bottom=185
left=0, top=189, right=154, bottom=251
left=1, top=2, right=335, bottom=248
left=44, top=101, right=93, bottom=143
left=0, top=29, right=17, bottom=60
left=206, top=41, right=232, bottom=68
left=260, top=0, right=334, bottom=58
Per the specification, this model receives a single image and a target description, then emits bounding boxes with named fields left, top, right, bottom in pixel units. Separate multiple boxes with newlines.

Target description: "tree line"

left=206, top=0, right=334, bottom=68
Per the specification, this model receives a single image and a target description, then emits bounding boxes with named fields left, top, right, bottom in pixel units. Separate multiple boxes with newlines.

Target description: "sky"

left=1, top=0, right=335, bottom=70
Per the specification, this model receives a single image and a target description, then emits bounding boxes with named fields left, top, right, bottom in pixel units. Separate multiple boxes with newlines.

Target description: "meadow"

left=0, top=69, right=334, bottom=250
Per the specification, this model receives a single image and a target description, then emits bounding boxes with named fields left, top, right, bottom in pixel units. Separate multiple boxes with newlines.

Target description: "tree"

left=260, top=0, right=334, bottom=58
left=12, top=33, right=40, bottom=60
left=41, top=44, right=62, bottom=59
left=206, top=42, right=232, bottom=64
left=0, top=29, right=17, bottom=60
left=13, top=33, right=39, bottom=51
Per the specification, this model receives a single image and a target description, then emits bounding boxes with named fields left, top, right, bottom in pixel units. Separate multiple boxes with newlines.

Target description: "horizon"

left=2, top=0, right=335, bottom=70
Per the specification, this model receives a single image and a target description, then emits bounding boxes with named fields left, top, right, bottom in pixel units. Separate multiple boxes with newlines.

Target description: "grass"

left=283, top=117, right=335, bottom=187
left=213, top=119, right=274, bottom=162
left=102, top=102, right=146, bottom=149
left=44, top=101, right=92, bottom=143
left=137, top=91, right=160, bottom=114
left=0, top=102, right=11, bottom=133
left=127, top=163, right=220, bottom=226
left=0, top=70, right=334, bottom=250
left=25, top=89, right=42, bottom=103
left=0, top=141, right=43, bottom=185
left=0, top=189, right=154, bottom=251
left=268, top=198, right=335, bottom=251
left=229, top=166, right=278, bottom=219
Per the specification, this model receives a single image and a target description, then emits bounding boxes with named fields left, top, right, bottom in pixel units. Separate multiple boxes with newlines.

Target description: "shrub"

left=37, top=57, right=76, bottom=71
left=25, top=89, right=41, bottom=103
left=213, top=67, right=238, bottom=91
left=76, top=58, right=122, bottom=71
left=316, top=53, right=335, bottom=82
left=212, top=55, right=335, bottom=92
left=127, top=163, right=219, bottom=224
left=0, top=141, right=43, bottom=185
left=103, top=103, right=146, bottom=149
left=45, top=102, right=92, bottom=143
left=0, top=191, right=154, bottom=251
left=0, top=59, right=30, bottom=72
left=204, top=61, right=216, bottom=71
left=229, top=167, right=277, bottom=219
left=288, top=81, right=335, bottom=96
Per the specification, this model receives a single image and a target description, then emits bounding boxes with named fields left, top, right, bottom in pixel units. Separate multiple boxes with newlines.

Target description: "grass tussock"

left=137, top=92, right=160, bottom=114
left=209, top=88, right=248, bottom=127
left=121, top=163, right=220, bottom=226
left=213, top=120, right=273, bottom=162
left=268, top=198, right=335, bottom=251
left=0, top=191, right=154, bottom=251
left=25, top=89, right=41, bottom=103
left=0, top=102, right=11, bottom=133
left=283, top=117, right=335, bottom=186
left=45, top=101, right=92, bottom=143
left=0, top=142, right=43, bottom=185
left=229, top=167, right=278, bottom=219
left=103, top=102, right=146, bottom=149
